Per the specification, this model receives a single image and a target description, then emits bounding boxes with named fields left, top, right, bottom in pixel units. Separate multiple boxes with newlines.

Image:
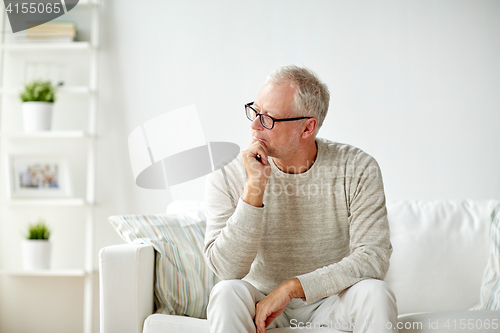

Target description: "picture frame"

left=6, top=155, right=72, bottom=198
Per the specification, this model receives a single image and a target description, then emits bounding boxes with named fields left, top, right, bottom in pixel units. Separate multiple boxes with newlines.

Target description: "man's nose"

left=250, top=116, right=264, bottom=130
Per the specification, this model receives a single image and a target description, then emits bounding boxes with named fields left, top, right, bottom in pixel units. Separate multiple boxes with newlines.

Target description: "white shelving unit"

left=0, top=269, right=86, bottom=277
left=0, top=1, right=100, bottom=333
left=0, top=41, right=91, bottom=50
left=5, top=198, right=88, bottom=206
left=0, top=130, right=89, bottom=138
left=0, top=85, right=93, bottom=95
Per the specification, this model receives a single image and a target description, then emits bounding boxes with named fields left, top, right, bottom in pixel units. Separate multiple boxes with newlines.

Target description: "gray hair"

left=266, top=65, right=330, bottom=129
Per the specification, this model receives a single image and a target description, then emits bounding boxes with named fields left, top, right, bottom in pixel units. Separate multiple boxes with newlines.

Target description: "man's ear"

left=301, top=118, right=318, bottom=139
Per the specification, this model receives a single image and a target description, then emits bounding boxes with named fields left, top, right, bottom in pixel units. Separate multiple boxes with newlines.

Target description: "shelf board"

left=0, top=130, right=89, bottom=139
left=77, top=0, right=96, bottom=5
left=71, top=0, right=99, bottom=6
left=0, top=41, right=91, bottom=51
left=0, top=269, right=86, bottom=277
left=0, top=86, right=92, bottom=96
left=6, top=198, right=88, bottom=206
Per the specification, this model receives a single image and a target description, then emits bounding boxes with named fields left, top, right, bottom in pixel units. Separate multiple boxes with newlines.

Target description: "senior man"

left=203, top=65, right=397, bottom=333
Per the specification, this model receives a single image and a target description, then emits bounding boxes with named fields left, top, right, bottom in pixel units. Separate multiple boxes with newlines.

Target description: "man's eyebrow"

left=253, top=103, right=273, bottom=116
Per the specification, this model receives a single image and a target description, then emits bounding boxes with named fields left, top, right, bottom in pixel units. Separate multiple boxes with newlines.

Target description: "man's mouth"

left=252, top=136, right=266, bottom=144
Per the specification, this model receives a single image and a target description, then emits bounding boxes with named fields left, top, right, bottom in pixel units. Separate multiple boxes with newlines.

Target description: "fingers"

left=255, top=314, right=265, bottom=333
left=243, top=141, right=271, bottom=186
left=254, top=301, right=266, bottom=333
left=255, top=299, right=287, bottom=333
left=255, top=308, right=284, bottom=333
left=244, top=140, right=269, bottom=165
left=265, top=311, right=281, bottom=328
left=254, top=309, right=269, bottom=333
left=254, top=281, right=294, bottom=332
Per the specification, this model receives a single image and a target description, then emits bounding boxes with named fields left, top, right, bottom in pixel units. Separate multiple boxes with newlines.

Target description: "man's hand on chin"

left=254, top=278, right=304, bottom=333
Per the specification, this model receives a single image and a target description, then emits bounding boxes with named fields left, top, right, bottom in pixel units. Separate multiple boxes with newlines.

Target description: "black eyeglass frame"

left=245, top=102, right=313, bottom=130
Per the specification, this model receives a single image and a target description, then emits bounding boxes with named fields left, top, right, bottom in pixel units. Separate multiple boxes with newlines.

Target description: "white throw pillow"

left=472, top=203, right=500, bottom=310
left=108, top=211, right=217, bottom=319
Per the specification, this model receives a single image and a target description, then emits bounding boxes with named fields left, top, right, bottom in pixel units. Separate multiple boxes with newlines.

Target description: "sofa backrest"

left=385, top=200, right=499, bottom=315
left=167, top=200, right=499, bottom=316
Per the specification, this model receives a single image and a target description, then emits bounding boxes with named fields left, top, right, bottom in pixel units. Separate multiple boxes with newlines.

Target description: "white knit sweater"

left=203, top=137, right=392, bottom=304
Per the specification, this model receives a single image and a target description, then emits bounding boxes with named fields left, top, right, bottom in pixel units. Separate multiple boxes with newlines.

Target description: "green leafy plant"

left=25, top=219, right=51, bottom=240
left=19, top=80, right=56, bottom=103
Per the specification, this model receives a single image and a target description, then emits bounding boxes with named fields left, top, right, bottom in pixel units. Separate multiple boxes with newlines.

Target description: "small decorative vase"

left=22, top=239, right=52, bottom=270
left=22, top=102, right=53, bottom=132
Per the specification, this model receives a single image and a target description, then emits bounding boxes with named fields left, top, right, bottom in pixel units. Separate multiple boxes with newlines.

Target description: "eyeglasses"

left=245, top=102, right=312, bottom=130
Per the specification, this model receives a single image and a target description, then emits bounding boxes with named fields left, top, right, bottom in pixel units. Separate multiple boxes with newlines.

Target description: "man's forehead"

left=253, top=101, right=284, bottom=117
left=255, top=83, right=295, bottom=116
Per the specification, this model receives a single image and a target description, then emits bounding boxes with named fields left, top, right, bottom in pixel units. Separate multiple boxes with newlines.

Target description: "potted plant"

left=22, top=219, right=52, bottom=270
left=19, top=80, right=57, bottom=132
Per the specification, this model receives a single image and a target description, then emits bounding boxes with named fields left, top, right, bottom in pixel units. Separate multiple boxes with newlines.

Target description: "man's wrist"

left=284, top=278, right=305, bottom=299
left=241, top=192, right=264, bottom=207
left=242, top=179, right=266, bottom=207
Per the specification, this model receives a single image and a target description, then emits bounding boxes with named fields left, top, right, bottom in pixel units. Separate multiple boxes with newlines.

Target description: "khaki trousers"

left=207, top=279, right=398, bottom=333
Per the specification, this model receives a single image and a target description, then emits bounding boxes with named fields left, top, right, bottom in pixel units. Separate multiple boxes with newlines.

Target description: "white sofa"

left=100, top=200, right=500, bottom=333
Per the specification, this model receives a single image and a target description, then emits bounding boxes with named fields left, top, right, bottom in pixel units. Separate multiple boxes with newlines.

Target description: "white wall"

left=97, top=0, right=500, bottom=221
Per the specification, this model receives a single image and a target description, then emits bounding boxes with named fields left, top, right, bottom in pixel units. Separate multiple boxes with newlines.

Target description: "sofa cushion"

left=472, top=204, right=500, bottom=310
left=142, top=314, right=343, bottom=333
left=143, top=314, right=209, bottom=333
left=108, top=212, right=216, bottom=319
left=397, top=310, right=500, bottom=332
left=385, top=200, right=498, bottom=314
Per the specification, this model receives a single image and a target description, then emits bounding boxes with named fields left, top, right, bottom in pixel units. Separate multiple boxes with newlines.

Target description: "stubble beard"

left=267, top=125, right=302, bottom=160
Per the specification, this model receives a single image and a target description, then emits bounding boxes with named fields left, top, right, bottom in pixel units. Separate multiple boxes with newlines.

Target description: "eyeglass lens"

left=246, top=106, right=274, bottom=129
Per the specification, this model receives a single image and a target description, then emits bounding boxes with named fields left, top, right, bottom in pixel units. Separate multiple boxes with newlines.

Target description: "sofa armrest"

left=99, top=243, right=155, bottom=333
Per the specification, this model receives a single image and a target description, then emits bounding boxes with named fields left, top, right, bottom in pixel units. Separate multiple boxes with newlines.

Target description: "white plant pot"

left=22, top=102, right=54, bottom=132
left=22, top=240, right=52, bottom=270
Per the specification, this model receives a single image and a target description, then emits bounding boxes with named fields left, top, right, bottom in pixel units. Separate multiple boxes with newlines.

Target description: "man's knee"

left=348, top=279, right=397, bottom=306
left=208, top=279, right=262, bottom=321
left=209, top=279, right=257, bottom=303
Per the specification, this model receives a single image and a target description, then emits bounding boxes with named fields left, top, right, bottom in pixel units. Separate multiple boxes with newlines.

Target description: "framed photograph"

left=6, top=155, right=72, bottom=198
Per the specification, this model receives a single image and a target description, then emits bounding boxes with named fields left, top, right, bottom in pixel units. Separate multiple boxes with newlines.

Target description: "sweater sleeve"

left=296, top=152, right=392, bottom=304
left=203, top=166, right=265, bottom=280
